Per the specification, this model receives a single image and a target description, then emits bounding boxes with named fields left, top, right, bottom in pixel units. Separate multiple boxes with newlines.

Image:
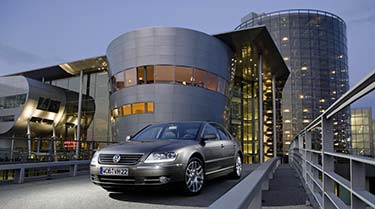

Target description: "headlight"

left=144, top=152, right=177, bottom=163
left=90, top=151, right=99, bottom=166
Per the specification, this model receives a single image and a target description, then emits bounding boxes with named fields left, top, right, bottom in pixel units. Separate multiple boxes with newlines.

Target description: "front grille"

left=96, top=175, right=165, bottom=185
left=98, top=175, right=136, bottom=184
left=99, top=153, right=143, bottom=165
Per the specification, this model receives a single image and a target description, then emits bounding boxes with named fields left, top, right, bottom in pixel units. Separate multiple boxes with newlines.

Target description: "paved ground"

left=262, top=164, right=310, bottom=207
left=0, top=164, right=257, bottom=209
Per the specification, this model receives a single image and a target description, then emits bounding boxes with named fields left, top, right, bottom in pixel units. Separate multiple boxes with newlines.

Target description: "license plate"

left=100, top=167, right=128, bottom=176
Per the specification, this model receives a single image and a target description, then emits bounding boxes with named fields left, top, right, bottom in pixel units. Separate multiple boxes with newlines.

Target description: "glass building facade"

left=350, top=108, right=374, bottom=156
left=237, top=9, right=350, bottom=155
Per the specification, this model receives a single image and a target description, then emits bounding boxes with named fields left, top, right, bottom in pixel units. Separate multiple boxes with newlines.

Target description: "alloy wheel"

left=185, top=159, right=204, bottom=193
left=235, top=155, right=242, bottom=176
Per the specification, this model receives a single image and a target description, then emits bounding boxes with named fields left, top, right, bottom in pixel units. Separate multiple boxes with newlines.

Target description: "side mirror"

left=125, top=135, right=132, bottom=141
left=202, top=134, right=217, bottom=141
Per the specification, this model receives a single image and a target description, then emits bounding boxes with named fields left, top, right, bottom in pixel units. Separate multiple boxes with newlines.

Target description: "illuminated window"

left=146, top=102, right=154, bottom=113
left=125, top=68, right=136, bottom=87
left=113, top=102, right=154, bottom=118
left=175, top=66, right=193, bottom=85
left=146, top=65, right=154, bottom=84
left=283, top=109, right=290, bottom=113
left=155, top=65, right=174, bottom=83
left=301, top=66, right=308, bottom=71
left=137, top=66, right=145, bottom=84
left=283, top=57, right=289, bottom=61
left=110, top=65, right=226, bottom=95
left=205, top=72, right=218, bottom=91
left=282, top=37, right=289, bottom=42
left=132, top=103, right=145, bottom=114
left=193, top=69, right=207, bottom=87
left=122, top=104, right=132, bottom=116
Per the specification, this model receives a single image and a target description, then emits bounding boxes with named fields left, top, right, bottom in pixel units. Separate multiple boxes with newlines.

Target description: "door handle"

left=221, top=144, right=224, bottom=148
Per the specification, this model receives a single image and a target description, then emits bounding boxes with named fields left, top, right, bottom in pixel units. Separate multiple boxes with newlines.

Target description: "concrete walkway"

left=262, top=164, right=312, bottom=208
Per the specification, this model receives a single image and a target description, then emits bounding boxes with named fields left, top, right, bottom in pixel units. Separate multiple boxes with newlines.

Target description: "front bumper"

left=90, top=162, right=185, bottom=186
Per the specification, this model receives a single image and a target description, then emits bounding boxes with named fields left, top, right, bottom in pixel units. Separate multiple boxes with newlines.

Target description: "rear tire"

left=183, top=157, right=205, bottom=195
left=230, top=153, right=242, bottom=179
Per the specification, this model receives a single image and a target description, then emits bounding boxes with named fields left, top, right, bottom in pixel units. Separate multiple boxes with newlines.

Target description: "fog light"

left=159, top=176, right=170, bottom=184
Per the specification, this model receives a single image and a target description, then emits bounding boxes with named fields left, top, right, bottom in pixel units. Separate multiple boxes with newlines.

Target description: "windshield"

left=132, top=122, right=202, bottom=141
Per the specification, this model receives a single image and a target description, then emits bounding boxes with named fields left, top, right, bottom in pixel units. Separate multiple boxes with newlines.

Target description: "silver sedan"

left=90, top=121, right=243, bottom=195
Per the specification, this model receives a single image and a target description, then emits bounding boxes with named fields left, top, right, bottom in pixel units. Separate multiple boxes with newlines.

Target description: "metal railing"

left=0, top=137, right=114, bottom=183
left=0, top=137, right=114, bottom=164
left=289, top=70, right=375, bottom=209
left=208, top=157, right=280, bottom=209
left=0, top=160, right=90, bottom=184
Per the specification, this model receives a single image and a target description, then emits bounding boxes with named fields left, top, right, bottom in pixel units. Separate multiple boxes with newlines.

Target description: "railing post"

left=322, top=116, right=335, bottom=209
left=14, top=168, right=25, bottom=184
left=248, top=190, right=262, bottom=209
left=351, top=160, right=366, bottom=209
left=70, top=164, right=78, bottom=176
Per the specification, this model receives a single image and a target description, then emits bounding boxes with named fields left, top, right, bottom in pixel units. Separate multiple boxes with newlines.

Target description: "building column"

left=10, top=134, right=14, bottom=162
left=52, top=122, right=57, bottom=161
left=258, top=53, right=264, bottom=163
left=272, top=75, right=277, bottom=158
left=27, top=119, right=31, bottom=159
left=76, top=70, right=83, bottom=159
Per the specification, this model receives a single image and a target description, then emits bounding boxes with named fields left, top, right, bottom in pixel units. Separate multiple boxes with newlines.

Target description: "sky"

left=0, top=0, right=374, bottom=87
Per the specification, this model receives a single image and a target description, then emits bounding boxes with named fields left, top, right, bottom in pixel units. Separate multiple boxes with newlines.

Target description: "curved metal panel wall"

left=107, top=27, right=232, bottom=141
left=107, top=27, right=231, bottom=79
left=0, top=76, right=29, bottom=135
left=0, top=76, right=96, bottom=142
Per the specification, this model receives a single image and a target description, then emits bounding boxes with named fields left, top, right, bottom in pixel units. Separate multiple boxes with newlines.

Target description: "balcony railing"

left=289, top=70, right=375, bottom=209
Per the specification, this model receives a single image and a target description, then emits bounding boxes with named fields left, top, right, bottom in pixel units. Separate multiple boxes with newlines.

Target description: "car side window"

left=211, top=123, right=231, bottom=140
left=217, top=128, right=229, bottom=140
left=202, top=124, right=219, bottom=140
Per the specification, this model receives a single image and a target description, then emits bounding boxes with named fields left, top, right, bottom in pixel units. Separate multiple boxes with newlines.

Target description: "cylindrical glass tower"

left=236, top=9, right=350, bottom=155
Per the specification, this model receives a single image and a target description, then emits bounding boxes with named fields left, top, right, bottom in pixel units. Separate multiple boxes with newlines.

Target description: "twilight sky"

left=0, top=0, right=374, bottom=87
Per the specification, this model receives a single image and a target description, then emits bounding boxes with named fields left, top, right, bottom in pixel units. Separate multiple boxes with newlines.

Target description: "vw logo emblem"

left=113, top=154, right=121, bottom=163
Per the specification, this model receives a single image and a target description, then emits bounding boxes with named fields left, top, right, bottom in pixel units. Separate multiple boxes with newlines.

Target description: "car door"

left=213, top=124, right=236, bottom=168
left=200, top=124, right=224, bottom=173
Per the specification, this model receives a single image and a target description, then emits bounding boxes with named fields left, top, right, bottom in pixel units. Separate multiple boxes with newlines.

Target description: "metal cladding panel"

left=107, top=27, right=231, bottom=80
left=110, top=84, right=227, bottom=141
left=0, top=76, right=29, bottom=135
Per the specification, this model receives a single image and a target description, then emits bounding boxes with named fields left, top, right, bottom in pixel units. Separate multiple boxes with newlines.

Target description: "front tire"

left=230, top=154, right=242, bottom=179
left=183, top=157, right=205, bottom=195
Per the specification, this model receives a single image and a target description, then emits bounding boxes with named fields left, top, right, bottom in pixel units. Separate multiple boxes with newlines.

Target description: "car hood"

left=99, top=139, right=197, bottom=155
